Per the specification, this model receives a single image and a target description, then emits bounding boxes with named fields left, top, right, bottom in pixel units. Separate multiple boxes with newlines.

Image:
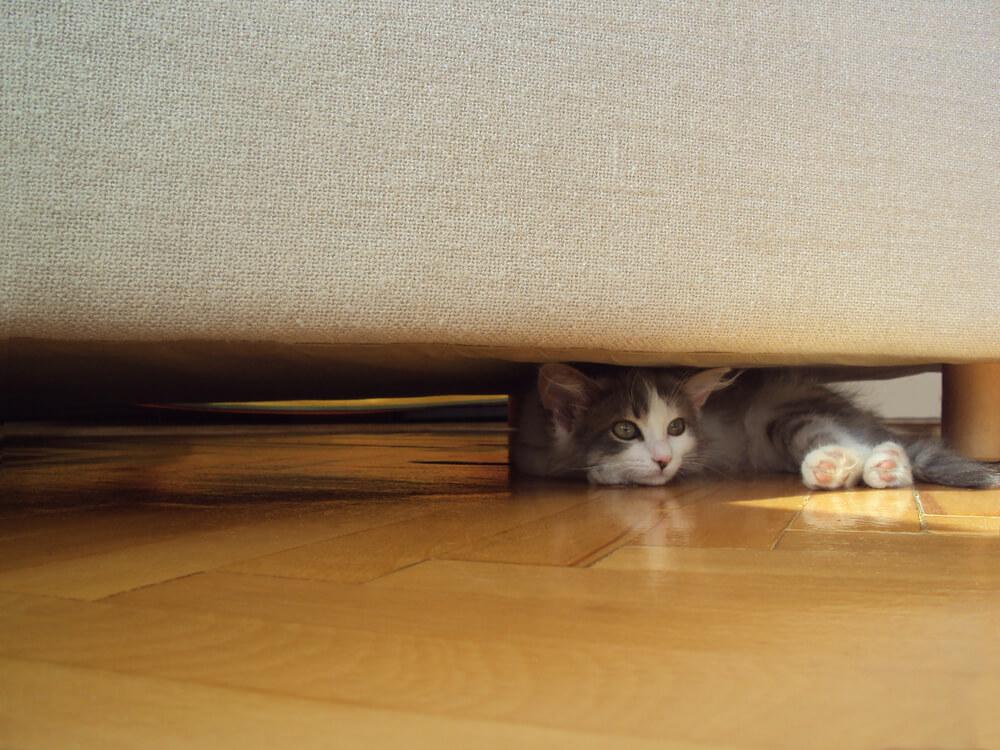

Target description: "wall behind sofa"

left=847, top=373, right=941, bottom=420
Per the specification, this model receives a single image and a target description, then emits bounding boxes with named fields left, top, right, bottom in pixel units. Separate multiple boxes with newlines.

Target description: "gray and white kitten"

left=511, top=364, right=999, bottom=490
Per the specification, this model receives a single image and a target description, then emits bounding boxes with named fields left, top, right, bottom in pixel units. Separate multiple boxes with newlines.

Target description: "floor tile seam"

left=573, top=504, right=675, bottom=568
left=770, top=491, right=812, bottom=551
left=427, top=498, right=598, bottom=560
left=0, top=507, right=436, bottom=593
left=99, top=572, right=206, bottom=603
left=912, top=486, right=928, bottom=532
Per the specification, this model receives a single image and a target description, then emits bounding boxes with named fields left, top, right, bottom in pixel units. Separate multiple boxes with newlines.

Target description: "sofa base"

left=942, top=364, right=1000, bottom=462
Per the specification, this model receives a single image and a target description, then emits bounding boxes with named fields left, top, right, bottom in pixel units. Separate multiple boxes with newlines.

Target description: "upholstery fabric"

left=5, top=2, right=999, bottom=366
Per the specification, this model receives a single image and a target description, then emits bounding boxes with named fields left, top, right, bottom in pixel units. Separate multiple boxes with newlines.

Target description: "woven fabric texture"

left=5, top=2, right=999, bottom=364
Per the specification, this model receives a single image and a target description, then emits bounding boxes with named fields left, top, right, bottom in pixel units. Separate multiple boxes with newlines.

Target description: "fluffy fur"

left=511, top=365, right=1000, bottom=490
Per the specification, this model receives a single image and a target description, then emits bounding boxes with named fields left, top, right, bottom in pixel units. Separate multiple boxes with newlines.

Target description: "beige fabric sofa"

left=5, top=3, right=998, bottom=454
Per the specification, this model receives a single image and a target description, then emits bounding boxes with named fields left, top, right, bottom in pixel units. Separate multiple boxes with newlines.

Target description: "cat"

left=510, top=364, right=1000, bottom=489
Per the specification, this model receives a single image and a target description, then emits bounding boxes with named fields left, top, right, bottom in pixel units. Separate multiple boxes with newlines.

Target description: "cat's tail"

left=903, top=438, right=1000, bottom=489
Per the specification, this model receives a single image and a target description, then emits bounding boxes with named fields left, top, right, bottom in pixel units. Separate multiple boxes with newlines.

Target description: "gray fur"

left=903, top=438, right=1000, bottom=489
left=511, top=366, right=699, bottom=482
left=512, top=365, right=1000, bottom=489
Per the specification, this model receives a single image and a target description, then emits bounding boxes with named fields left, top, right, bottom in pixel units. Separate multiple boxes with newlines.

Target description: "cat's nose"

left=650, top=442, right=671, bottom=470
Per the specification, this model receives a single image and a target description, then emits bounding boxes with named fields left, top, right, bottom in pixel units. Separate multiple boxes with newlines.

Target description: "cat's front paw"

left=801, top=445, right=864, bottom=490
left=862, top=442, right=913, bottom=488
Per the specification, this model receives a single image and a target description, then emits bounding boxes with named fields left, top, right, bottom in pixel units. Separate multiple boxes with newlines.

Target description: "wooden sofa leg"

left=942, top=364, right=1000, bottom=461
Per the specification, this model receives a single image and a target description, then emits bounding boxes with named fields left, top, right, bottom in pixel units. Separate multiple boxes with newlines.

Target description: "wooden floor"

left=2, top=423, right=998, bottom=749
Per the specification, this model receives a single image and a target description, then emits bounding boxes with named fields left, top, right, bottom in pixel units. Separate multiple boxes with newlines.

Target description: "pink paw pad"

left=874, top=459, right=898, bottom=481
left=862, top=443, right=913, bottom=488
left=802, top=446, right=863, bottom=490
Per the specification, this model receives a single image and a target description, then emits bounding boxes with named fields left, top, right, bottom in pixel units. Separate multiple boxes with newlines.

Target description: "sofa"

left=5, top=3, right=998, bottom=457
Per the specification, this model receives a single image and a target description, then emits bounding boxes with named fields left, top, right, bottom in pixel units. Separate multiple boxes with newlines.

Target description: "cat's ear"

left=538, top=364, right=602, bottom=430
left=682, top=368, right=740, bottom=411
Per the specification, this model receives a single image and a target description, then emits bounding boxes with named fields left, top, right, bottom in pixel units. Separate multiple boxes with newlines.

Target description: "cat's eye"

left=667, top=418, right=686, bottom=436
left=611, top=420, right=640, bottom=440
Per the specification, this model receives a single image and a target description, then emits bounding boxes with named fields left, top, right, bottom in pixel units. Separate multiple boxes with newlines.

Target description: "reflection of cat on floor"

left=512, top=365, right=999, bottom=489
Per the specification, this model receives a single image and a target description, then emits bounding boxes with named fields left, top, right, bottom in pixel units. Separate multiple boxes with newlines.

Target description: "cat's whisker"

left=561, top=465, right=602, bottom=472
left=669, top=375, right=685, bottom=403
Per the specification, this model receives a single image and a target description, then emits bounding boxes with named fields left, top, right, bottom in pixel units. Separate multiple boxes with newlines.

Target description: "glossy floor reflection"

left=2, top=424, right=998, bottom=749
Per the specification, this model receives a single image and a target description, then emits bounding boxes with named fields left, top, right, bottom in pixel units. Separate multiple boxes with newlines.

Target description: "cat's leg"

left=861, top=441, right=913, bottom=488
left=801, top=442, right=867, bottom=490
left=770, top=414, right=870, bottom=490
left=763, top=383, right=917, bottom=490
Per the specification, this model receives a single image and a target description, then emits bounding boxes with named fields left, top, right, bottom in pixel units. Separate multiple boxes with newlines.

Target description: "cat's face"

left=581, top=377, right=697, bottom=485
left=538, top=365, right=734, bottom=486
